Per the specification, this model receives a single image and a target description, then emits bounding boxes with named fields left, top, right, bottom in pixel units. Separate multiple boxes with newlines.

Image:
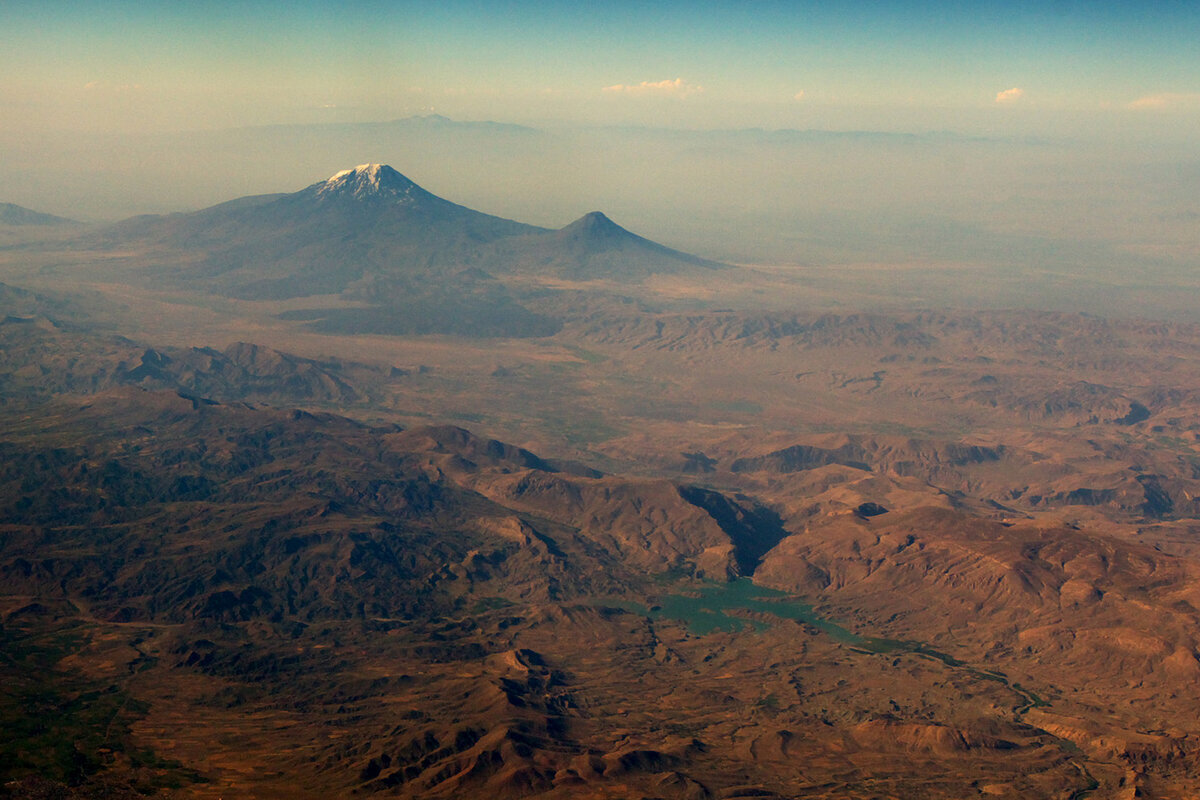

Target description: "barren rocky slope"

left=4, top=200, right=1200, bottom=797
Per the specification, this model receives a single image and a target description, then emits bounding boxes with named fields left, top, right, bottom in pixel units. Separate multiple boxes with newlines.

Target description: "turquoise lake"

left=634, top=577, right=865, bottom=641
left=623, top=577, right=1044, bottom=709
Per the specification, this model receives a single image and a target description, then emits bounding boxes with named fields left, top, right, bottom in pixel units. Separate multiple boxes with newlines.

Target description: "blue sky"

left=4, top=0, right=1199, bottom=135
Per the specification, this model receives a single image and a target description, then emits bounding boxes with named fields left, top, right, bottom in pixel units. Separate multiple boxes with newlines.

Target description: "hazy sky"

left=4, top=0, right=1199, bottom=137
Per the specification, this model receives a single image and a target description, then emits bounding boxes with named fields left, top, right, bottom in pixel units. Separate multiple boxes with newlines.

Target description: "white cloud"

left=1128, top=92, right=1200, bottom=110
left=82, top=80, right=143, bottom=93
left=602, top=78, right=702, bottom=97
left=995, top=87, right=1024, bottom=104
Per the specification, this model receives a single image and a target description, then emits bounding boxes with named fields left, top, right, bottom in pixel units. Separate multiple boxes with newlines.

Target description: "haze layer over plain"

left=4, top=117, right=1197, bottom=319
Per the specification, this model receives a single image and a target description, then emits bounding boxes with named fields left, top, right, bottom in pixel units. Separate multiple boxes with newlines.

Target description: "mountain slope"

left=0, top=202, right=78, bottom=227
left=102, top=164, right=544, bottom=299
left=494, top=211, right=726, bottom=280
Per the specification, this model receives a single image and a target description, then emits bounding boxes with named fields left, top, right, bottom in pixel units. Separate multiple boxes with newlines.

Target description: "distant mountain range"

left=99, top=163, right=724, bottom=303
left=0, top=202, right=78, bottom=227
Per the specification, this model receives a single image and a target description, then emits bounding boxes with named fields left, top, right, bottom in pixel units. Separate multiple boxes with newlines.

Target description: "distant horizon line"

left=83, top=113, right=1061, bottom=146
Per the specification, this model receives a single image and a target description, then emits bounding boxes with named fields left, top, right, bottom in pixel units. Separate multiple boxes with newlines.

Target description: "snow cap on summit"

left=316, top=163, right=423, bottom=201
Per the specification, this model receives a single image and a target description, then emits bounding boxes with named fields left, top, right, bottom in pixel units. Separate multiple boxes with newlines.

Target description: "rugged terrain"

left=2, top=171, right=1200, bottom=799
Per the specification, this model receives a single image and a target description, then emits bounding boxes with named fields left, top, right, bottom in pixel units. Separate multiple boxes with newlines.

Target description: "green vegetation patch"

left=710, top=400, right=765, bottom=415
left=469, top=596, right=516, bottom=613
left=562, top=345, right=608, bottom=365
left=0, top=621, right=203, bottom=792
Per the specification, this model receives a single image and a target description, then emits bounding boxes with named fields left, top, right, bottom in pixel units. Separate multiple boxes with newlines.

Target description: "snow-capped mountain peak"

left=315, top=163, right=424, bottom=201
